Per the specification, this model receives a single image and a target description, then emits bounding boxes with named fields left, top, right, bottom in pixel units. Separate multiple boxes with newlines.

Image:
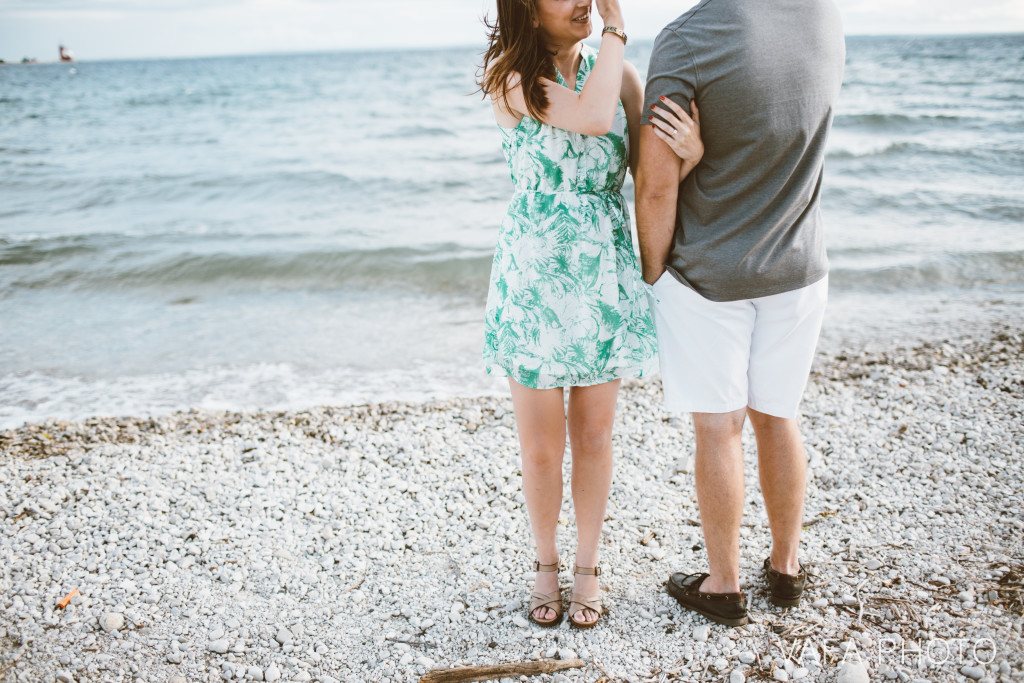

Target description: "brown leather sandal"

left=528, top=559, right=563, bottom=627
left=568, top=565, right=603, bottom=629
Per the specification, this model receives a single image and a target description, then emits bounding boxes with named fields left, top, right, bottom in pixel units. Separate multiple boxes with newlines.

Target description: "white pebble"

left=99, top=612, right=124, bottom=632
left=264, top=664, right=281, bottom=682
left=837, top=661, right=870, bottom=683
left=208, top=639, right=229, bottom=654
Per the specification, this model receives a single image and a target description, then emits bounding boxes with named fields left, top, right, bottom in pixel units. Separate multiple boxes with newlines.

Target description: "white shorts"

left=647, top=273, right=828, bottom=418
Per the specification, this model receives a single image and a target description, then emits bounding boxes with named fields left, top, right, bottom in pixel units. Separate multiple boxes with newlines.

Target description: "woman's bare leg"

left=566, top=379, right=621, bottom=623
left=508, top=377, right=568, bottom=621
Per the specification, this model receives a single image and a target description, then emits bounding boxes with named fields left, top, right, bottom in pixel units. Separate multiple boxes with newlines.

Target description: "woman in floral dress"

left=478, top=0, right=703, bottom=628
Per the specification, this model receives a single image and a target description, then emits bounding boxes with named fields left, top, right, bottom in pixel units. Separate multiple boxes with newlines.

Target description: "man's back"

left=645, top=0, right=845, bottom=301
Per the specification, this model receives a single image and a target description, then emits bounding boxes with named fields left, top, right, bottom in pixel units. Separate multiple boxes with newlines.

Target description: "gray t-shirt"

left=643, top=0, right=845, bottom=301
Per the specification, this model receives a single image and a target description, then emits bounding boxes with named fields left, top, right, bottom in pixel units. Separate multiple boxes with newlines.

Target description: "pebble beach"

left=2, top=324, right=1023, bottom=683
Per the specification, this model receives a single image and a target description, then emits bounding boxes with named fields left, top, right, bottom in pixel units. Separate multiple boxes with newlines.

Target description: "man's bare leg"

left=692, top=408, right=747, bottom=593
left=748, top=407, right=805, bottom=575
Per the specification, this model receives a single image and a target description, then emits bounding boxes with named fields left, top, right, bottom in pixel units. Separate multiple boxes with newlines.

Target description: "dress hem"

left=483, top=358, right=658, bottom=390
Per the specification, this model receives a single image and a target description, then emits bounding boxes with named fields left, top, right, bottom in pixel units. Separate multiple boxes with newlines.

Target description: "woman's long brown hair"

left=478, top=0, right=555, bottom=121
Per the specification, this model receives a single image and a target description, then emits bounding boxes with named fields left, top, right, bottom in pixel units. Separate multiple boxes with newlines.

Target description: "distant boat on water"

left=59, top=45, right=74, bottom=62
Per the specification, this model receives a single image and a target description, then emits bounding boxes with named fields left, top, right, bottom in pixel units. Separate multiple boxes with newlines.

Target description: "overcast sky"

left=1, top=0, right=1022, bottom=62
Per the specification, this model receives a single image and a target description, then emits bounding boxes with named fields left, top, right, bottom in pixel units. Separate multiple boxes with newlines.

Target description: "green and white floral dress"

left=483, top=45, right=657, bottom=389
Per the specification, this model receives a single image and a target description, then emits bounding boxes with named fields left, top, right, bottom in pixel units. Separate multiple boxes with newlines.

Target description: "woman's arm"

left=649, top=97, right=702, bottom=181
left=620, top=61, right=643, bottom=178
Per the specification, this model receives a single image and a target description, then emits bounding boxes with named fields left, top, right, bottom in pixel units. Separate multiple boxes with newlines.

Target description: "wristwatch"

left=602, top=26, right=628, bottom=45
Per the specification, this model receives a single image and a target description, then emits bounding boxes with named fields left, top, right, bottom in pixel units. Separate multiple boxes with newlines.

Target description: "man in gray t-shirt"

left=635, top=0, right=845, bottom=625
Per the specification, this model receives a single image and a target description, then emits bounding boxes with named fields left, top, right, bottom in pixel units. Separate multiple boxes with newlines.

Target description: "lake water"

left=1, top=34, right=1022, bottom=428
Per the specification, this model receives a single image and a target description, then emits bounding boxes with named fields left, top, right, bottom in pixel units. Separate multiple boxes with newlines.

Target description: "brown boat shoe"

left=666, top=572, right=749, bottom=627
left=763, top=557, right=807, bottom=607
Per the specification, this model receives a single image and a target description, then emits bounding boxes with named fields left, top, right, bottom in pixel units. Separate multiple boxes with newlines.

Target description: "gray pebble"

left=961, top=665, right=985, bottom=680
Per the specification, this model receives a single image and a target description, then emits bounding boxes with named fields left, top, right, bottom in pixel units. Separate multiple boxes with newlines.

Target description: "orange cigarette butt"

left=56, top=589, right=79, bottom=609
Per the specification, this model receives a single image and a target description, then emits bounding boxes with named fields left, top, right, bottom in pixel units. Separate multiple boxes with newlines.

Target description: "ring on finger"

left=671, top=128, right=677, bottom=136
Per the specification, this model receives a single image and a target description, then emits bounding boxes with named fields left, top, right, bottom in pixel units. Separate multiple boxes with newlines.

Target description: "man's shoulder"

left=650, top=0, right=721, bottom=72
left=660, top=0, right=721, bottom=36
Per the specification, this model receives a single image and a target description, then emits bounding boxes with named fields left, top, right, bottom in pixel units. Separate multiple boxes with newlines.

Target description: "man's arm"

left=636, top=124, right=682, bottom=285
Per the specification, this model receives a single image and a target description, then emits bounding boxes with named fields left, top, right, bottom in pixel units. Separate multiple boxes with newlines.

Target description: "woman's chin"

left=546, top=23, right=592, bottom=48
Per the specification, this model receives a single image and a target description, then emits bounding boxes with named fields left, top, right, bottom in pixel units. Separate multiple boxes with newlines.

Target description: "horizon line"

left=2, top=30, right=1022, bottom=66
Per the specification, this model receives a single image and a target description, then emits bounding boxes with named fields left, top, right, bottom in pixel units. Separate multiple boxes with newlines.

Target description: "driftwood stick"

left=419, top=659, right=586, bottom=682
